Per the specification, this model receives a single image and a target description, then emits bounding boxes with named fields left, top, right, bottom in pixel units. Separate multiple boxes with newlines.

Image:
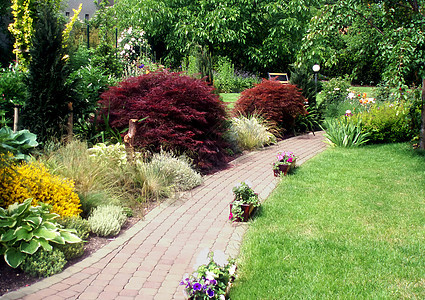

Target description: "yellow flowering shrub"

left=0, top=159, right=82, bottom=217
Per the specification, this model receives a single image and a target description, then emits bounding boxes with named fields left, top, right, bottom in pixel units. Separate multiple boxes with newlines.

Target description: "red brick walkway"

left=2, top=132, right=326, bottom=300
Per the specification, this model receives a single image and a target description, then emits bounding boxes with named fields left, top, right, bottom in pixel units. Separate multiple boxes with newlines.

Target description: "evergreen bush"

left=22, top=2, right=74, bottom=142
left=20, top=248, right=66, bottom=278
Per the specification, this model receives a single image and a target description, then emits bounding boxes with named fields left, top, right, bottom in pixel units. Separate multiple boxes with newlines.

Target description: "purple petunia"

left=193, top=282, right=202, bottom=291
left=209, top=279, right=217, bottom=285
left=207, top=288, right=215, bottom=298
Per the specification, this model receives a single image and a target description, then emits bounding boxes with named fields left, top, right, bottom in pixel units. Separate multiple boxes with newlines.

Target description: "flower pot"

left=273, top=161, right=296, bottom=177
left=229, top=203, right=254, bottom=222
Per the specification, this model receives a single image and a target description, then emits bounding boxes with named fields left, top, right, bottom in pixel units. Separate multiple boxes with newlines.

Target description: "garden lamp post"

left=312, top=64, right=320, bottom=95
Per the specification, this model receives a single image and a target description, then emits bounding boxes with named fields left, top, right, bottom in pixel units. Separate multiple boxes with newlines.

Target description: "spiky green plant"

left=322, top=117, right=370, bottom=148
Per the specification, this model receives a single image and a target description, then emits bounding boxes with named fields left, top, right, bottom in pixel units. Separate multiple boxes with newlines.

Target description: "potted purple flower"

left=272, top=151, right=297, bottom=176
left=180, top=252, right=236, bottom=299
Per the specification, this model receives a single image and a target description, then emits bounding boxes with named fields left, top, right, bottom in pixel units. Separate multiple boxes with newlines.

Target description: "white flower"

left=345, top=110, right=351, bottom=115
left=193, top=248, right=210, bottom=269
left=367, top=97, right=375, bottom=103
left=131, top=37, right=135, bottom=41
left=117, top=37, right=122, bottom=43
left=124, top=44, right=130, bottom=50
left=220, top=295, right=226, bottom=300
left=229, top=264, right=237, bottom=276
left=128, top=27, right=132, bottom=34
left=205, top=271, right=216, bottom=280
left=347, top=92, right=355, bottom=99
left=334, top=87, right=340, bottom=91
left=213, top=250, right=228, bottom=267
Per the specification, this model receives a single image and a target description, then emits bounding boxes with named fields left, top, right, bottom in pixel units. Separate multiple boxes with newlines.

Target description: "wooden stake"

left=124, top=119, right=138, bottom=162
left=13, top=105, right=19, bottom=133
left=67, top=102, right=73, bottom=143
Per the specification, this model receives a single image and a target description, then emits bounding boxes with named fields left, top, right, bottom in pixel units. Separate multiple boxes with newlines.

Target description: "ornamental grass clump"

left=227, top=114, right=277, bottom=151
left=88, top=204, right=127, bottom=237
left=0, top=159, right=82, bottom=217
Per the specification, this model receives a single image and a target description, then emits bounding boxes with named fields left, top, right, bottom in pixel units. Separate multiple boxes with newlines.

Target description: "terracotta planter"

left=273, top=161, right=296, bottom=177
left=229, top=203, right=254, bottom=222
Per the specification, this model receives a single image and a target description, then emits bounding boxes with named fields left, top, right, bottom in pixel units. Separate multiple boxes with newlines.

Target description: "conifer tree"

left=23, top=2, right=72, bottom=142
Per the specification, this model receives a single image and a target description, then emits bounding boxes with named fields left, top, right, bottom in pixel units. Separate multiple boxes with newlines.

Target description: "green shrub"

left=321, top=76, right=351, bottom=118
left=56, top=216, right=90, bottom=260
left=0, top=199, right=81, bottom=268
left=227, top=114, right=277, bottom=150
left=20, top=248, right=66, bottom=278
left=88, top=205, right=127, bottom=237
left=322, top=117, right=370, bottom=148
left=350, top=101, right=419, bottom=143
left=214, top=57, right=260, bottom=93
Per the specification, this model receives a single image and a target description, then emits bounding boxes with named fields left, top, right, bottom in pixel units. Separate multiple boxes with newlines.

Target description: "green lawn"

left=220, top=93, right=240, bottom=109
left=230, top=143, right=425, bottom=299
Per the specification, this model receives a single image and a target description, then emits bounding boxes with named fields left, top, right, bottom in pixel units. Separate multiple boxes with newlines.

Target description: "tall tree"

left=22, top=2, right=72, bottom=142
left=297, top=0, right=425, bottom=86
left=113, top=0, right=319, bottom=73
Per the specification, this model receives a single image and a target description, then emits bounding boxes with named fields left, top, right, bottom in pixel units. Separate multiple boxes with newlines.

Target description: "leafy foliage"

left=0, top=160, right=82, bottom=217
left=97, top=70, right=229, bottom=172
left=0, top=199, right=81, bottom=268
left=22, top=2, right=73, bottom=142
left=55, top=216, right=89, bottom=260
left=297, top=0, right=425, bottom=86
left=20, top=248, right=66, bottom=277
left=214, top=57, right=260, bottom=93
left=233, top=80, right=307, bottom=132
left=350, top=101, right=420, bottom=144
left=114, top=0, right=316, bottom=72
left=0, top=127, right=38, bottom=161
left=88, top=205, right=127, bottom=237
left=322, top=117, right=370, bottom=148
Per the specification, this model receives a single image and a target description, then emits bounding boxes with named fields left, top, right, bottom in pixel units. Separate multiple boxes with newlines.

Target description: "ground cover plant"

left=230, top=143, right=425, bottom=298
left=97, top=70, right=229, bottom=172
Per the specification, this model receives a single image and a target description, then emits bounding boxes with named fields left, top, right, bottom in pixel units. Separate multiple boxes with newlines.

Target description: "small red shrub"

left=233, top=80, right=307, bottom=131
left=97, top=71, right=229, bottom=172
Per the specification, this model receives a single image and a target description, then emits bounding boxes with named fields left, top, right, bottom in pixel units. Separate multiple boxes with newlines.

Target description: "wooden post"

left=13, top=105, right=19, bottom=133
left=124, top=119, right=138, bottom=162
left=67, top=102, right=73, bottom=143
left=420, top=78, right=425, bottom=150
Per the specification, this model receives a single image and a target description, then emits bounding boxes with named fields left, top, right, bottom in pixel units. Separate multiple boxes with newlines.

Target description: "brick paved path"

left=2, top=132, right=326, bottom=300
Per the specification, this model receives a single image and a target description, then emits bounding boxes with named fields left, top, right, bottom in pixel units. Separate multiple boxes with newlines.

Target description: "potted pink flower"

left=272, top=151, right=297, bottom=176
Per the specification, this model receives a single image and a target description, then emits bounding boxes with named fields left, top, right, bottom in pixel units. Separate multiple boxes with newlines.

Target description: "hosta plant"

left=0, top=127, right=38, bottom=161
left=0, top=199, right=81, bottom=268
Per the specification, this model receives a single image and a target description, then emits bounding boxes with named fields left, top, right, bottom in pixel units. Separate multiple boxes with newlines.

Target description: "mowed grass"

left=230, top=143, right=425, bottom=299
left=220, top=93, right=240, bottom=109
